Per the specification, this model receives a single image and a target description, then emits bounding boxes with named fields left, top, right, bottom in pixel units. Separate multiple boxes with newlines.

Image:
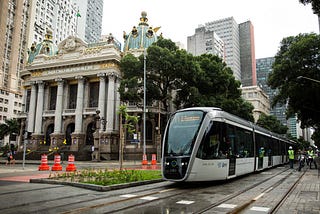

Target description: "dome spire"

left=139, top=11, right=149, bottom=26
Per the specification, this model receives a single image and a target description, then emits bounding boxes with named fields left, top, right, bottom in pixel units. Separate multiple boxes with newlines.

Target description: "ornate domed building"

left=27, top=30, right=59, bottom=64
left=123, top=11, right=160, bottom=55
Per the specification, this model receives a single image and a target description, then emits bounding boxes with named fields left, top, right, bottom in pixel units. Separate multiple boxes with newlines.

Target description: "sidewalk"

left=276, top=167, right=320, bottom=213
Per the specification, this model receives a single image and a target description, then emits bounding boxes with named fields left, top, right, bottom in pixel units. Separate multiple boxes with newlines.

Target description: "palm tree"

left=0, top=118, right=20, bottom=142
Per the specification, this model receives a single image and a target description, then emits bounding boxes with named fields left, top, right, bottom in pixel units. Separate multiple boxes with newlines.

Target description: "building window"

left=89, top=82, right=99, bottom=107
left=49, top=86, right=57, bottom=110
left=68, top=84, right=77, bottom=109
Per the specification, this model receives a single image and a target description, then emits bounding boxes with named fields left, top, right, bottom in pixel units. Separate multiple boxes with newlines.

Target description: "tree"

left=120, top=38, right=254, bottom=123
left=299, top=0, right=320, bottom=15
left=0, top=118, right=20, bottom=141
left=268, top=33, right=320, bottom=144
left=118, top=105, right=139, bottom=170
left=256, top=113, right=288, bottom=134
left=175, top=54, right=254, bottom=121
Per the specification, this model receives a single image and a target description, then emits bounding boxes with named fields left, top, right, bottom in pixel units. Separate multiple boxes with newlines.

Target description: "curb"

left=30, top=178, right=164, bottom=192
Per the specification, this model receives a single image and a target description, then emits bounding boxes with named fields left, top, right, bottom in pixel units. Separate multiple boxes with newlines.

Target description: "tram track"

left=1, top=166, right=299, bottom=214
left=57, top=167, right=293, bottom=214
left=193, top=167, right=291, bottom=214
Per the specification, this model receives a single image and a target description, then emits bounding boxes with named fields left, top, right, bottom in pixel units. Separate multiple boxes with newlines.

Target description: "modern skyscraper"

left=0, top=0, right=28, bottom=121
left=256, top=57, right=287, bottom=125
left=239, top=21, right=256, bottom=86
left=204, top=17, right=241, bottom=81
left=187, top=26, right=225, bottom=60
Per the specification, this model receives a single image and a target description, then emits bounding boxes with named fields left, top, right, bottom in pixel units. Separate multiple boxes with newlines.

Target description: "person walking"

left=5, top=150, right=13, bottom=166
left=288, top=146, right=294, bottom=169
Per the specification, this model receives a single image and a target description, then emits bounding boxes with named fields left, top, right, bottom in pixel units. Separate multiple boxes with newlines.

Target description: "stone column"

left=71, top=76, right=85, bottom=151
left=74, top=76, right=85, bottom=133
left=114, top=77, right=120, bottom=132
left=54, top=78, right=64, bottom=133
left=27, top=82, right=37, bottom=133
left=106, top=73, right=116, bottom=132
left=97, top=73, right=106, bottom=121
left=34, top=81, right=44, bottom=134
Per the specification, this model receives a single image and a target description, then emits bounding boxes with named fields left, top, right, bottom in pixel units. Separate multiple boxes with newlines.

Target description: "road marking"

left=253, top=193, right=265, bottom=200
left=250, top=206, right=270, bottom=212
left=217, top=203, right=237, bottom=209
left=140, top=196, right=158, bottom=201
left=176, top=200, right=194, bottom=205
left=120, top=194, right=137, bottom=198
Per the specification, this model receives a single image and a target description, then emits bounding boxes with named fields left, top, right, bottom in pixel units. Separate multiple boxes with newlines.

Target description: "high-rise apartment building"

left=239, top=21, right=256, bottom=86
left=0, top=0, right=28, bottom=121
left=203, top=17, right=241, bottom=81
left=187, top=26, right=225, bottom=60
left=26, top=0, right=103, bottom=48
left=76, top=0, right=103, bottom=44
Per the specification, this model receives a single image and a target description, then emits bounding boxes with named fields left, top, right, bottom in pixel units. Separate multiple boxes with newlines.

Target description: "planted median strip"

left=50, top=168, right=162, bottom=185
left=31, top=169, right=163, bottom=191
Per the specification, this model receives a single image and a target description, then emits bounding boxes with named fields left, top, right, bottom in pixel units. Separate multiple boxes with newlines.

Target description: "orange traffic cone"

left=151, top=154, right=157, bottom=165
left=142, top=154, right=148, bottom=165
left=66, top=154, right=77, bottom=172
left=38, top=154, right=50, bottom=171
left=51, top=154, right=63, bottom=171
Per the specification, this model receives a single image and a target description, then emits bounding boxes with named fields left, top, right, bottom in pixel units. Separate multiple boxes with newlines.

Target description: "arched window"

left=86, top=122, right=95, bottom=145
left=65, top=123, right=75, bottom=145
left=45, top=124, right=54, bottom=145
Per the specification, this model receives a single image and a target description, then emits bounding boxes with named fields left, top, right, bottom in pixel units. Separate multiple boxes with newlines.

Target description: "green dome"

left=27, top=30, right=58, bottom=64
left=123, top=12, right=160, bottom=52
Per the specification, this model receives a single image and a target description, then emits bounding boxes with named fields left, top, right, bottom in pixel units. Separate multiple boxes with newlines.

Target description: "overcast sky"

left=101, top=0, right=319, bottom=59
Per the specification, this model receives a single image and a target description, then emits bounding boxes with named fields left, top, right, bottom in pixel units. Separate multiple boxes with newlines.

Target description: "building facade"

left=26, top=0, right=103, bottom=49
left=0, top=0, right=28, bottom=145
left=204, top=17, right=241, bottom=81
left=76, top=0, right=103, bottom=44
left=20, top=33, right=122, bottom=160
left=187, top=26, right=225, bottom=60
left=190, top=17, right=257, bottom=86
left=239, top=21, right=257, bottom=87
left=241, top=85, right=270, bottom=122
left=256, top=57, right=287, bottom=125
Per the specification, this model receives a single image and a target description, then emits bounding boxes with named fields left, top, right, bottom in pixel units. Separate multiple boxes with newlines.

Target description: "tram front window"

left=164, top=111, right=204, bottom=156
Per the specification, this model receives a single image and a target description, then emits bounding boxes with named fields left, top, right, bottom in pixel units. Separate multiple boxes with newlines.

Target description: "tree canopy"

left=256, top=113, right=288, bottom=134
left=119, top=38, right=254, bottom=122
left=0, top=118, right=20, bottom=140
left=268, top=33, right=320, bottom=146
left=299, top=0, right=320, bottom=15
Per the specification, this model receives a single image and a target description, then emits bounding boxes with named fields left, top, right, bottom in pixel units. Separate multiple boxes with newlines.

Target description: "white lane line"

left=250, top=206, right=270, bottom=212
left=176, top=200, right=195, bottom=205
left=140, top=196, right=158, bottom=201
left=120, top=194, right=137, bottom=198
left=217, top=203, right=237, bottom=209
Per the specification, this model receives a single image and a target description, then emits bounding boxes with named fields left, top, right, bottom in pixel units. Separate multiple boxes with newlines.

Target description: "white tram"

left=161, top=107, right=295, bottom=182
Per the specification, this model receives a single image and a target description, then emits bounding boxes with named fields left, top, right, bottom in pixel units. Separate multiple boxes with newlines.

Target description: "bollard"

left=142, top=154, right=148, bottom=165
left=151, top=153, right=157, bottom=165
left=66, top=154, right=77, bottom=172
left=38, top=154, right=50, bottom=171
left=51, top=154, right=63, bottom=171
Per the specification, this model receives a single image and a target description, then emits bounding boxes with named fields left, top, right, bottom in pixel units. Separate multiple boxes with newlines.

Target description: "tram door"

left=228, top=135, right=236, bottom=176
left=228, top=156, right=236, bottom=176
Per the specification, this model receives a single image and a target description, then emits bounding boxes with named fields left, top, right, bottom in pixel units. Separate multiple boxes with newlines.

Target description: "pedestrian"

left=307, top=147, right=317, bottom=169
left=288, top=146, right=294, bottom=169
left=5, top=150, right=12, bottom=166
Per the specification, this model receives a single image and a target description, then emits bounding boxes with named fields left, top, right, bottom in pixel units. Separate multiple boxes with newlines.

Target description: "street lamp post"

left=143, top=49, right=147, bottom=162
left=297, top=76, right=320, bottom=84
left=95, top=109, right=101, bottom=162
